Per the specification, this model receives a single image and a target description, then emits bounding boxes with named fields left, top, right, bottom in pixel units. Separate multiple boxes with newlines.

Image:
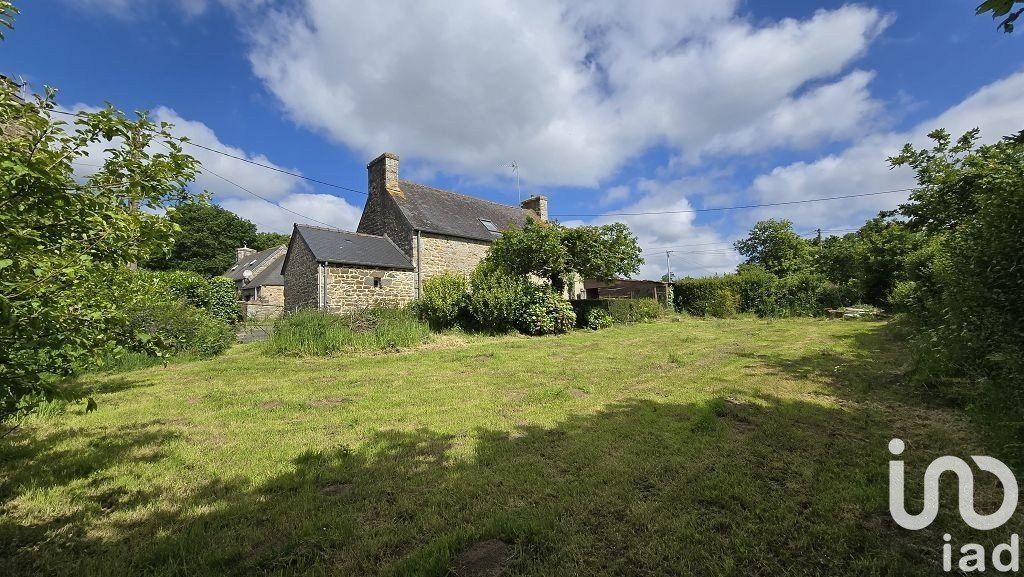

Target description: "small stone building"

left=223, top=245, right=287, bottom=318
left=282, top=224, right=416, bottom=314
left=282, top=152, right=557, bottom=313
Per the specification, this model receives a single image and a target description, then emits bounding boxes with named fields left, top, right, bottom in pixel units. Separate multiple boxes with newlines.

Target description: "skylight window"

left=248, top=259, right=257, bottom=266
left=480, top=219, right=499, bottom=233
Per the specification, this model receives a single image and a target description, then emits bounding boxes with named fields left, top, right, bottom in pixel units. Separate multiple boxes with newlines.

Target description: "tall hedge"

left=673, top=277, right=740, bottom=317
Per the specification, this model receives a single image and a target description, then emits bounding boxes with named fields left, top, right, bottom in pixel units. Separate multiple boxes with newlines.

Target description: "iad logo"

left=888, top=438, right=1021, bottom=572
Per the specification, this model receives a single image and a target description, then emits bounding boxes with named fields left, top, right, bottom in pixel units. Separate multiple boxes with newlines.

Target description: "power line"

left=51, top=108, right=368, bottom=196
left=552, top=187, right=915, bottom=217
left=200, top=164, right=339, bottom=229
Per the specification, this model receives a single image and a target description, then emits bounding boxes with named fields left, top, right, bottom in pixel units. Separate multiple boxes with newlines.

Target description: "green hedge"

left=675, top=269, right=859, bottom=318
left=673, top=277, right=740, bottom=317
left=606, top=298, right=664, bottom=323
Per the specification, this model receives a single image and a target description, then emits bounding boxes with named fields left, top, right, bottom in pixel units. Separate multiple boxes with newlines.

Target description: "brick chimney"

left=520, top=195, right=548, bottom=221
left=367, top=152, right=400, bottom=196
left=236, top=246, right=257, bottom=263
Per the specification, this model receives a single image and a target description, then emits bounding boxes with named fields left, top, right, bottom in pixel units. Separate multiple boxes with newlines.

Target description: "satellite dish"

left=242, top=269, right=253, bottom=282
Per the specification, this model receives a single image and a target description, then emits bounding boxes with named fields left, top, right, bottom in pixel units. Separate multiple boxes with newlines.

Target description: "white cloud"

left=599, top=185, right=630, bottom=206
left=244, top=1, right=890, bottom=186
left=63, top=104, right=362, bottom=233
left=218, top=193, right=361, bottom=233
left=585, top=178, right=740, bottom=279
left=746, top=70, right=1024, bottom=231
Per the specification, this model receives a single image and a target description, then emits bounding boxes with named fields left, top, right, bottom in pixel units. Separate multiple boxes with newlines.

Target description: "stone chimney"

left=520, top=195, right=548, bottom=221
left=236, top=246, right=257, bottom=263
left=367, top=152, right=400, bottom=196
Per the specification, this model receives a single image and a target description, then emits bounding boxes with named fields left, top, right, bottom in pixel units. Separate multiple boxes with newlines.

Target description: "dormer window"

left=248, top=259, right=258, bottom=266
left=480, top=219, right=499, bottom=233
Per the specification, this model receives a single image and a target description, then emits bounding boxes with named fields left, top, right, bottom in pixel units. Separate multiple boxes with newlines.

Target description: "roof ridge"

left=397, top=179, right=528, bottom=212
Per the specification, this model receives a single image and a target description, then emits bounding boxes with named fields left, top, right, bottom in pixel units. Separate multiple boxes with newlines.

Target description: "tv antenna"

left=506, top=161, right=521, bottom=204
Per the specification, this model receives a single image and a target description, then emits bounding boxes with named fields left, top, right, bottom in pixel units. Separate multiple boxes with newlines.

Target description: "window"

left=479, top=218, right=499, bottom=233
left=373, top=276, right=383, bottom=288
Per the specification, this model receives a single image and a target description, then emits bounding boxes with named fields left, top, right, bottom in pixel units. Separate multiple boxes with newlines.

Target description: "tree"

left=563, top=222, right=643, bottom=284
left=1, top=83, right=202, bottom=424
left=146, top=202, right=258, bottom=277
left=486, top=219, right=643, bottom=294
left=977, top=0, right=1024, bottom=32
left=253, top=231, right=290, bottom=251
left=733, top=219, right=813, bottom=277
left=815, top=233, right=863, bottom=287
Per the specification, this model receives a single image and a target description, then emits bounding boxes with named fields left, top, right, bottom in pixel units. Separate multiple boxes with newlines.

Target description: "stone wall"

left=413, top=233, right=491, bottom=287
left=324, top=266, right=416, bottom=314
left=259, top=285, right=285, bottom=307
left=284, top=235, right=320, bottom=312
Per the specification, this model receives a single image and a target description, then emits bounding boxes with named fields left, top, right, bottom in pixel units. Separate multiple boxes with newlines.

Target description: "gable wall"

left=283, top=234, right=320, bottom=312
left=358, top=167, right=414, bottom=256
left=324, top=265, right=416, bottom=314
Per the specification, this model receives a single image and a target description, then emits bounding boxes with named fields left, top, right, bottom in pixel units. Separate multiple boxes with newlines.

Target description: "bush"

left=146, top=270, right=241, bottom=324
left=815, top=281, right=861, bottom=311
left=520, top=289, right=576, bottom=335
left=120, top=298, right=235, bottom=358
left=582, top=307, right=613, bottom=330
left=776, top=272, right=826, bottom=317
left=674, top=277, right=739, bottom=318
left=465, top=263, right=532, bottom=333
left=416, top=273, right=469, bottom=330
left=265, top=306, right=429, bottom=356
left=735, top=265, right=782, bottom=317
left=606, top=298, right=664, bottom=323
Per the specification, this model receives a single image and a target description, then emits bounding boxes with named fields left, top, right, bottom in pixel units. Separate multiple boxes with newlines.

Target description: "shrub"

left=146, top=270, right=241, bottom=324
left=674, top=277, right=739, bottom=318
left=776, top=272, right=826, bottom=317
left=606, top=298, right=664, bottom=323
left=465, top=263, right=532, bottom=333
left=520, top=289, right=576, bottom=335
left=265, top=306, right=429, bottom=356
left=815, top=281, right=861, bottom=311
left=735, top=265, right=782, bottom=317
left=120, top=298, right=235, bottom=358
left=417, top=273, right=469, bottom=330
left=582, top=307, right=614, bottom=330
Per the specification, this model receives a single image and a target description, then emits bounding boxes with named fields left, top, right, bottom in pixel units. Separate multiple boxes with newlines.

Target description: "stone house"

left=282, top=224, right=416, bottom=313
left=223, top=245, right=287, bottom=318
left=282, top=151, right=557, bottom=313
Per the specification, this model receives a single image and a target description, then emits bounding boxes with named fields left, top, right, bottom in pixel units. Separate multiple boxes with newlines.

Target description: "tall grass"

left=264, top=306, right=430, bottom=356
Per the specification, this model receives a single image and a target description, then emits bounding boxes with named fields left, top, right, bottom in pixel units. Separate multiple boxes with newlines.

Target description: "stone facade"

left=284, top=235, right=320, bottom=312
left=324, top=266, right=416, bottom=314
left=257, top=285, right=284, bottom=307
left=413, top=233, right=491, bottom=284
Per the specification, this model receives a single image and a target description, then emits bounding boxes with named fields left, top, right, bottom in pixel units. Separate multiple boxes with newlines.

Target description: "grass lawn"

left=1, top=317, right=1016, bottom=576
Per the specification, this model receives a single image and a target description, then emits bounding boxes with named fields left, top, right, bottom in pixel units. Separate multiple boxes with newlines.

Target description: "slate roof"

left=223, top=246, right=284, bottom=283
left=247, top=253, right=285, bottom=287
left=393, top=179, right=531, bottom=242
left=293, top=224, right=414, bottom=270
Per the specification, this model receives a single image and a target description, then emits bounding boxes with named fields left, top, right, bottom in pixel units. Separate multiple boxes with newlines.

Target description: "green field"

left=0, top=317, right=1012, bottom=576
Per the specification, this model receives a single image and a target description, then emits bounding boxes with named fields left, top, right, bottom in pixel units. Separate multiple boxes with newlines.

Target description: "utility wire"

left=552, top=188, right=915, bottom=217
left=200, top=165, right=339, bottom=229
left=51, top=108, right=368, bottom=196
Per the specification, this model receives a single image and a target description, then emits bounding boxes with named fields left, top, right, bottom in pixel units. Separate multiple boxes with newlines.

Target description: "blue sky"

left=6, top=0, right=1023, bottom=278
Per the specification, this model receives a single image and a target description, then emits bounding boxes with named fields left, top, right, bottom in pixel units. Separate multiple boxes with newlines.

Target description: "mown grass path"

left=1, top=318, right=1014, bottom=576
